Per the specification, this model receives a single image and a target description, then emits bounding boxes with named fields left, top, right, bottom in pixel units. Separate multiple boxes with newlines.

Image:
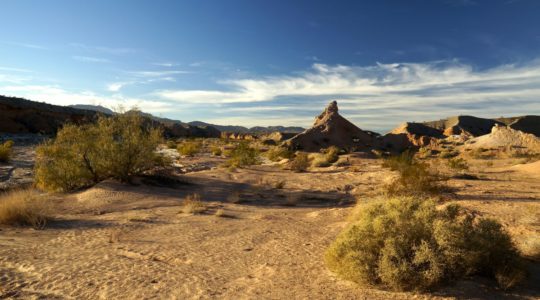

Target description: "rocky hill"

left=422, top=115, right=504, bottom=137
left=284, top=101, right=377, bottom=152
left=0, top=95, right=99, bottom=135
left=0, top=96, right=219, bottom=138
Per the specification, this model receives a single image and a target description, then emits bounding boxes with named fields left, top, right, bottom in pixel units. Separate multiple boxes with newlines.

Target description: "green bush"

left=383, top=151, right=446, bottom=196
left=290, top=152, right=310, bottom=172
left=266, top=146, right=294, bottom=162
left=35, top=112, right=163, bottom=192
left=0, top=140, right=14, bottom=163
left=325, top=196, right=526, bottom=292
left=177, top=140, right=201, bottom=156
left=385, top=161, right=447, bottom=197
left=382, top=150, right=415, bottom=173
left=225, top=142, right=260, bottom=168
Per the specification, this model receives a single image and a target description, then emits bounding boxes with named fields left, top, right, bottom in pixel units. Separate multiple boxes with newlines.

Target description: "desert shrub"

left=325, top=196, right=526, bottom=292
left=181, top=193, right=207, bottom=214
left=266, top=146, right=294, bottom=162
left=225, top=142, right=260, bottom=168
left=0, top=189, right=49, bottom=229
left=382, top=150, right=415, bottom=173
left=35, top=112, right=163, bottom=192
left=177, top=140, right=201, bottom=156
left=324, top=146, right=340, bottom=163
left=290, top=152, right=310, bottom=172
left=383, top=152, right=447, bottom=196
left=274, top=180, right=285, bottom=189
left=335, top=157, right=351, bottom=167
left=418, top=147, right=433, bottom=158
left=440, top=150, right=458, bottom=159
left=311, top=155, right=331, bottom=167
left=0, top=140, right=14, bottom=163
left=166, top=140, right=177, bottom=149
left=447, top=157, right=469, bottom=171
left=210, top=145, right=222, bottom=156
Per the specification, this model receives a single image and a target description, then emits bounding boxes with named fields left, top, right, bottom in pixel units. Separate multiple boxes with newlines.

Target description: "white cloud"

left=69, top=43, right=137, bottom=55
left=156, top=60, right=540, bottom=105
left=107, top=82, right=126, bottom=92
left=72, top=56, right=110, bottom=63
left=154, top=59, right=540, bottom=131
left=0, top=66, right=33, bottom=73
left=152, top=62, right=175, bottom=67
left=3, top=41, right=47, bottom=50
left=127, top=70, right=190, bottom=77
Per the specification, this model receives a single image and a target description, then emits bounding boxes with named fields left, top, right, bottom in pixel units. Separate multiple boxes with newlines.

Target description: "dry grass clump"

left=224, top=142, right=260, bottom=168
left=325, top=196, right=527, bottom=292
left=324, top=146, right=340, bottom=163
left=383, top=151, right=448, bottom=197
left=266, top=146, right=294, bottom=162
left=177, top=140, right=202, bottom=156
left=181, top=194, right=207, bottom=214
left=311, top=146, right=341, bottom=167
left=311, top=155, right=331, bottom=167
left=35, top=112, right=163, bottom=192
left=166, top=140, right=177, bottom=149
left=0, top=189, right=49, bottom=229
left=210, top=145, right=222, bottom=156
left=440, top=149, right=458, bottom=159
left=447, top=157, right=469, bottom=171
left=0, top=140, right=14, bottom=163
left=290, top=152, right=310, bottom=172
left=335, top=157, right=351, bottom=167
left=214, top=208, right=235, bottom=218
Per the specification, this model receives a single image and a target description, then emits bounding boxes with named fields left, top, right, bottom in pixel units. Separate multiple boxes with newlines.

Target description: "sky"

left=1, top=0, right=540, bottom=133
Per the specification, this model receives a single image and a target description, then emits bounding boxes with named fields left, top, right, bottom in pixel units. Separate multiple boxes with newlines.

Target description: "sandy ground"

left=0, top=151, right=539, bottom=299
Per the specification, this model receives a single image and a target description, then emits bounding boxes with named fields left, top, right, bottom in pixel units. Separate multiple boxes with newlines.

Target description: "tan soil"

left=0, top=150, right=539, bottom=299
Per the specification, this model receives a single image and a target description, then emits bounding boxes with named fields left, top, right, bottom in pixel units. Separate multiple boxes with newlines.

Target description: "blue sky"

left=1, top=0, right=540, bottom=132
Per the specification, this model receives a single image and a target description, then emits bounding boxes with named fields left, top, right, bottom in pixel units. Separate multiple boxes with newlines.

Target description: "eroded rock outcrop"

left=284, top=101, right=377, bottom=152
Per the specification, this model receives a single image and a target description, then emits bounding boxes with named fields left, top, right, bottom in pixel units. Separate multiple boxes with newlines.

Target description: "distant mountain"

left=0, top=95, right=99, bottom=134
left=69, top=104, right=114, bottom=115
left=189, top=121, right=304, bottom=134
left=250, top=126, right=305, bottom=134
left=0, top=96, right=219, bottom=138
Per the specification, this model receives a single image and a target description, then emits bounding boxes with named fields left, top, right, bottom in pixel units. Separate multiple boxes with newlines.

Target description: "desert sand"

left=1, top=148, right=539, bottom=299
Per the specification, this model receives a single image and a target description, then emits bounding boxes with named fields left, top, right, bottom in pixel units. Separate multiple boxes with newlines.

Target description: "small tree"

left=35, top=112, right=162, bottom=191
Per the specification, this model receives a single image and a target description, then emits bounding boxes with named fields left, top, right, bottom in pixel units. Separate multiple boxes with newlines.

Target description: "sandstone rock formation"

left=284, top=101, right=377, bottom=152
left=423, top=115, right=503, bottom=137
left=506, top=116, right=540, bottom=137
left=465, top=124, right=540, bottom=152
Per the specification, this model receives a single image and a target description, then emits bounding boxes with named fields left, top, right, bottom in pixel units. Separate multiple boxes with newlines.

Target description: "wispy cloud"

left=127, top=70, right=190, bottom=77
left=152, top=62, right=175, bottom=67
left=3, top=41, right=47, bottom=50
left=72, top=56, right=110, bottom=63
left=0, top=66, right=33, bottom=73
left=156, top=59, right=540, bottom=130
left=69, top=43, right=138, bottom=55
